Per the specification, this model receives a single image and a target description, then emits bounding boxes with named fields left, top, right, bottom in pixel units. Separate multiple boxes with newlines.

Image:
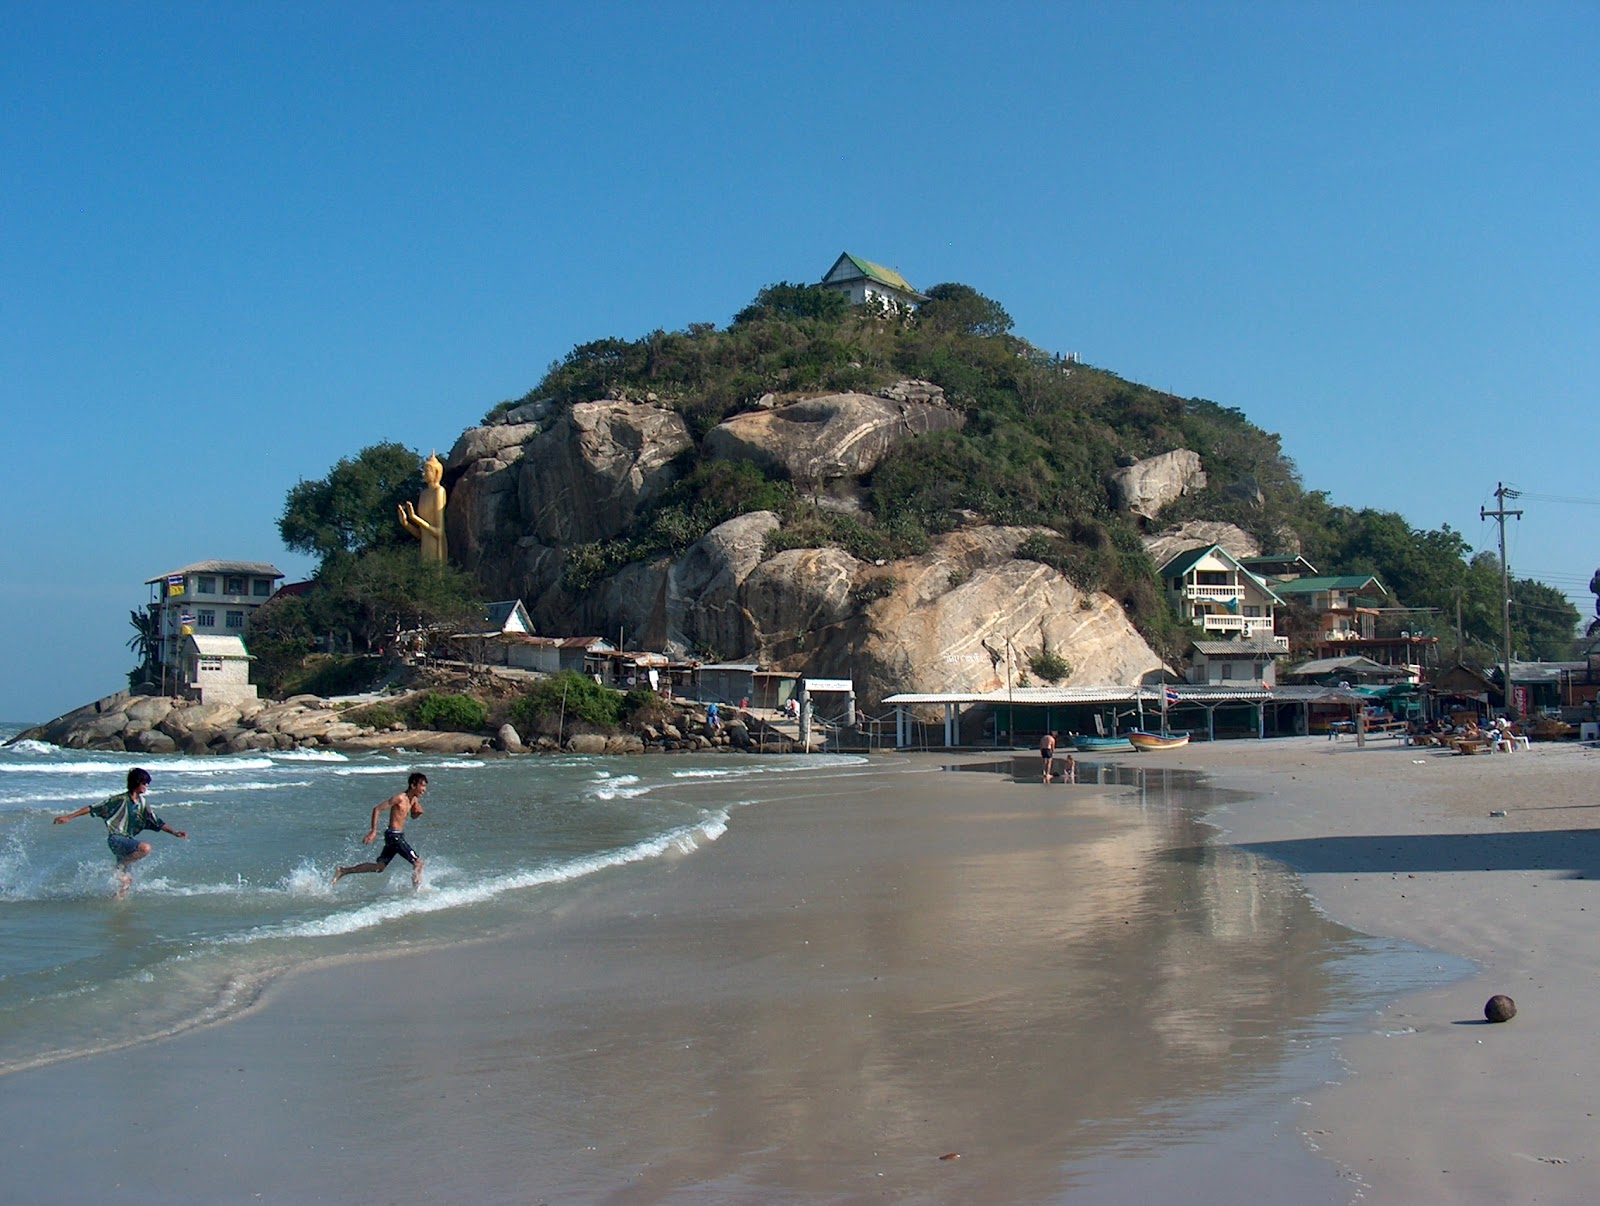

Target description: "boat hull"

left=1127, top=730, right=1190, bottom=752
left=1071, top=735, right=1134, bottom=752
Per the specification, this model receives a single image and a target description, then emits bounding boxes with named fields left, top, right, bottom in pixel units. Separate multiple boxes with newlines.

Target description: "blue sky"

left=6, top=3, right=1599, bottom=722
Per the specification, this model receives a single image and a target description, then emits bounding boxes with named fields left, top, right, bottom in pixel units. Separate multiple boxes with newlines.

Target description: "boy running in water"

left=333, top=772, right=428, bottom=889
left=54, top=767, right=187, bottom=896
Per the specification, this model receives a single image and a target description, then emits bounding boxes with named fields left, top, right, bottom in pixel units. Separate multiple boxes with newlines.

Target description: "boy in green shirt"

left=55, top=767, right=187, bottom=896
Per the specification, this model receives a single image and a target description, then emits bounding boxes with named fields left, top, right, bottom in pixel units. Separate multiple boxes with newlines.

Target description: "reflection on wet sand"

left=510, top=760, right=1430, bottom=1202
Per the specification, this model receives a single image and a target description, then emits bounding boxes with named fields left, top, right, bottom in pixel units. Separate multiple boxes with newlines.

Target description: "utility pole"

left=1481, top=483, right=1522, bottom=717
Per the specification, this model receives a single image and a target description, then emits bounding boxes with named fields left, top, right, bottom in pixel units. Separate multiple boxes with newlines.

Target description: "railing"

left=1185, top=584, right=1243, bottom=600
left=1200, top=615, right=1247, bottom=631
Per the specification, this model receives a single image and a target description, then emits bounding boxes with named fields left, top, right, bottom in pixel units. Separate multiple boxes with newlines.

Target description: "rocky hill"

left=440, top=378, right=1241, bottom=709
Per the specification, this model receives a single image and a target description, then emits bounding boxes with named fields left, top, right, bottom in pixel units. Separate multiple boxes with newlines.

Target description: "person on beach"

left=1059, top=750, right=1076, bottom=784
left=1040, top=731, right=1057, bottom=783
left=332, top=773, right=428, bottom=889
left=53, top=767, right=187, bottom=896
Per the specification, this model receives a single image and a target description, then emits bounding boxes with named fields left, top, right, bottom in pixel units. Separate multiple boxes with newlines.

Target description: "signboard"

left=801, top=678, right=853, bottom=694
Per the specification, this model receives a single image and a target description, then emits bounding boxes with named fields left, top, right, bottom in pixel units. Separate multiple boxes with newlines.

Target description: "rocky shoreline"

left=10, top=689, right=806, bottom=758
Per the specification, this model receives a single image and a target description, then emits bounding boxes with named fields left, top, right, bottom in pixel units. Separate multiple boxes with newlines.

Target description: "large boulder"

left=1108, top=449, right=1206, bottom=520
left=703, top=392, right=964, bottom=484
left=735, top=527, right=1165, bottom=712
left=662, top=511, right=782, bottom=658
left=516, top=401, right=692, bottom=544
left=1142, top=521, right=1261, bottom=571
left=742, top=546, right=863, bottom=659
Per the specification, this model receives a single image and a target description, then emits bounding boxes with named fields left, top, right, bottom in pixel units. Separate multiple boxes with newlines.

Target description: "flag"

left=1164, top=687, right=1181, bottom=705
left=167, top=574, right=185, bottom=596
left=179, top=613, right=196, bottom=625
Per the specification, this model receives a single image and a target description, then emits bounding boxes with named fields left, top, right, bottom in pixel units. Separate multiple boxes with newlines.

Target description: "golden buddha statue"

left=398, top=451, right=448, bottom=563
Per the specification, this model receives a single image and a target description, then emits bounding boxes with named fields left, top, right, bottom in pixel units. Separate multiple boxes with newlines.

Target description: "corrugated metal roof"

left=147, top=560, right=284, bottom=584
left=1192, top=639, right=1283, bottom=656
left=881, top=685, right=1275, bottom=705
left=1285, top=655, right=1407, bottom=678
left=1272, top=575, right=1387, bottom=596
left=843, top=253, right=919, bottom=294
left=185, top=634, right=251, bottom=657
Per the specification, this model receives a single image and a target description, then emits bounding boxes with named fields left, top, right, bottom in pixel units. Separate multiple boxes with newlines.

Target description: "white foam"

left=244, top=809, right=733, bottom=942
left=268, top=748, right=349, bottom=762
left=2, top=739, right=58, bottom=756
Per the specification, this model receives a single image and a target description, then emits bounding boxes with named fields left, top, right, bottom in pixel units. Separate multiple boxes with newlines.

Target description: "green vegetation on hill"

left=272, top=281, right=1576, bottom=680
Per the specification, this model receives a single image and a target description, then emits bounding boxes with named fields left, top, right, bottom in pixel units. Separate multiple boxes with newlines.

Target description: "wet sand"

left=1176, top=734, right=1600, bottom=1203
left=4, top=737, right=1598, bottom=1202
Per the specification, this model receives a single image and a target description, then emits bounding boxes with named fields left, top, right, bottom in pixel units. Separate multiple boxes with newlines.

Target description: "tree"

left=279, top=442, right=423, bottom=565
left=126, top=608, right=158, bottom=671
left=733, top=282, right=850, bottom=326
left=918, top=283, right=1014, bottom=337
left=313, top=547, right=483, bottom=653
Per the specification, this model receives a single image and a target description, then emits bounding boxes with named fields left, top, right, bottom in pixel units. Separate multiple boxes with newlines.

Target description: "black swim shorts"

left=377, top=829, right=419, bottom=867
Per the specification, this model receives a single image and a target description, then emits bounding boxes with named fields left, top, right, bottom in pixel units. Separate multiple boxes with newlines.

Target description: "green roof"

left=1271, top=574, right=1387, bottom=597
left=831, top=252, right=927, bottom=299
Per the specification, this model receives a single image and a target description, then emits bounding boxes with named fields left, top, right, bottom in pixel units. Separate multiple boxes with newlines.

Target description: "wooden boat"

left=1127, top=730, right=1190, bottom=752
left=1072, top=734, right=1134, bottom=752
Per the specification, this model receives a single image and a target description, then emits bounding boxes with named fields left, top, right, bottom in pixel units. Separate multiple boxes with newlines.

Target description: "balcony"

left=1200, top=614, right=1247, bottom=632
left=1184, top=582, right=1243, bottom=601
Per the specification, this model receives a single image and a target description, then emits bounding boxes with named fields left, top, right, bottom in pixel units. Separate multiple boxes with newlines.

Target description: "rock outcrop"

left=703, top=390, right=964, bottom=484
left=1142, top=521, right=1261, bottom=570
left=838, top=528, right=1165, bottom=706
left=1108, top=449, right=1206, bottom=520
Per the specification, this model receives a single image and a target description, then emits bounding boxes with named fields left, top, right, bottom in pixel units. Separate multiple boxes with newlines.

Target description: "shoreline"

left=1160, top=735, right=1600, bottom=1202
left=2, top=739, right=1596, bottom=1201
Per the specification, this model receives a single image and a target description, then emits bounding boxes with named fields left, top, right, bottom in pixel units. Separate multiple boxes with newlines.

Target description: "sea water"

left=0, top=721, right=857, bottom=1074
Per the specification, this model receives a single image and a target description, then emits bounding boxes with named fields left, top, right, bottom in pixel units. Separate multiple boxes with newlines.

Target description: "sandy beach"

left=4, top=736, right=1597, bottom=1204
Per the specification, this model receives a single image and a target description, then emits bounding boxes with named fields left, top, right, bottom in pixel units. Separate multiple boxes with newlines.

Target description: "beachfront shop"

left=879, top=685, right=1282, bottom=749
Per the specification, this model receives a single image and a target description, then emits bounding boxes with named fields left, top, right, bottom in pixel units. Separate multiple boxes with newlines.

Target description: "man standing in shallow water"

left=54, top=767, right=187, bottom=897
left=333, top=773, right=428, bottom=889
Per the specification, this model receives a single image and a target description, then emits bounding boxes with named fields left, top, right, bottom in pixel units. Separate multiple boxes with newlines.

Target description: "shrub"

left=1029, top=649, right=1071, bottom=684
left=415, top=692, right=489, bottom=732
left=344, top=702, right=403, bottom=730
left=510, top=671, right=623, bottom=733
left=851, top=575, right=900, bottom=603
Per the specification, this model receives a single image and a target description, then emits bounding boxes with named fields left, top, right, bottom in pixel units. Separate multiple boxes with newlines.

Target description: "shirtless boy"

left=1040, top=731, right=1057, bottom=784
left=332, top=772, right=428, bottom=888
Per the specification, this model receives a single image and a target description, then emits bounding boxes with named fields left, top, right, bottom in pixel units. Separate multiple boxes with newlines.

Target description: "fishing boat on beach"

left=1072, top=734, right=1134, bottom=752
left=1127, top=730, right=1190, bottom=752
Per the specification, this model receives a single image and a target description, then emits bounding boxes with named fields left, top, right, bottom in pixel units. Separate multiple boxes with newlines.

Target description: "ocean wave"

left=240, top=809, right=733, bottom=941
left=0, top=755, right=278, bottom=775
left=268, top=748, right=349, bottom=762
left=1, top=739, right=58, bottom=756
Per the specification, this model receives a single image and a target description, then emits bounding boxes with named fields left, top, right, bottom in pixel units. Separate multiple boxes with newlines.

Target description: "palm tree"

left=126, top=608, right=159, bottom=672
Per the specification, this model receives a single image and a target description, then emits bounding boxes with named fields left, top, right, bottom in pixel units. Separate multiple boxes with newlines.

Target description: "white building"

left=180, top=633, right=258, bottom=705
left=1158, top=544, right=1286, bottom=645
left=818, top=252, right=928, bottom=312
left=145, top=560, right=284, bottom=682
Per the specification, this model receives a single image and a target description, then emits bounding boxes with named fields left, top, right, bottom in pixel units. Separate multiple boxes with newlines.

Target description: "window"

left=197, top=610, right=216, bottom=628
left=226, top=611, right=245, bottom=630
left=199, top=658, right=224, bottom=673
left=1243, top=605, right=1261, bottom=617
left=224, top=575, right=246, bottom=595
left=1219, top=663, right=1234, bottom=680
left=252, top=579, right=271, bottom=597
left=197, top=576, right=216, bottom=594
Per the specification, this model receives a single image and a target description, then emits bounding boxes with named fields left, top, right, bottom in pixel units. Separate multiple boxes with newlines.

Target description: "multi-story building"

left=144, top=560, right=284, bottom=686
left=1158, top=544, right=1286, bottom=645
